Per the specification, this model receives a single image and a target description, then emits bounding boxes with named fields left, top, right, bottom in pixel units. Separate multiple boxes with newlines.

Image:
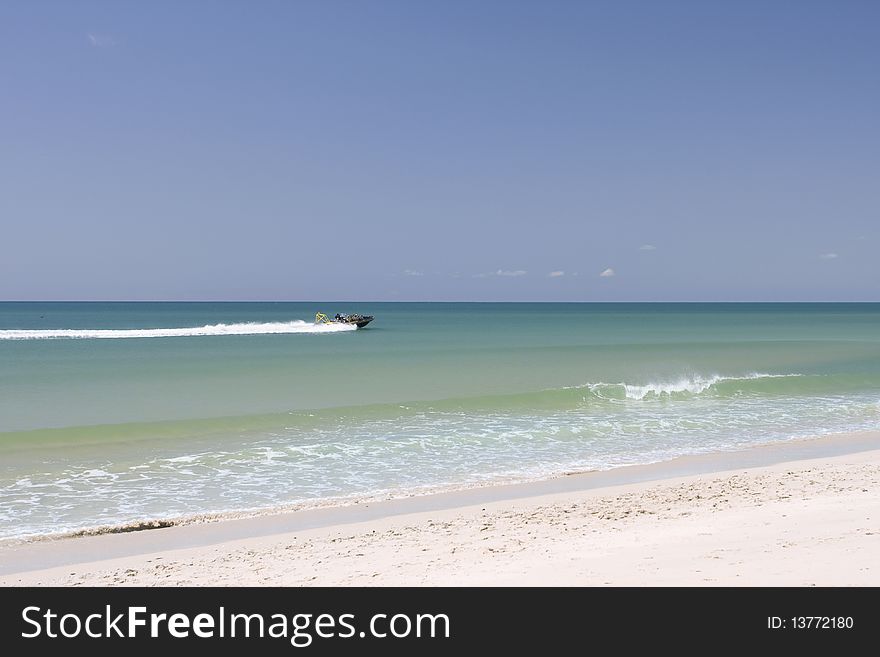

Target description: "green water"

left=1, top=302, right=879, bottom=539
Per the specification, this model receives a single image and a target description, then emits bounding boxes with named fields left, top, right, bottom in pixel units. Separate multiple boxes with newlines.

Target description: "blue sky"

left=1, top=1, right=878, bottom=301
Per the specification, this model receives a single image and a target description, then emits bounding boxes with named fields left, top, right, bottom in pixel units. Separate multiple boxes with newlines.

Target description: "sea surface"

left=1, top=302, right=879, bottom=540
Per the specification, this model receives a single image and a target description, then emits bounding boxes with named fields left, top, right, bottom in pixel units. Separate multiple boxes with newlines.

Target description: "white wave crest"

left=0, top=320, right=357, bottom=340
left=587, top=373, right=801, bottom=400
left=621, top=376, right=723, bottom=399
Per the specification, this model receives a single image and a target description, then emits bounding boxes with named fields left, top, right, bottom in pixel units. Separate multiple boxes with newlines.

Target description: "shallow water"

left=2, top=302, right=879, bottom=539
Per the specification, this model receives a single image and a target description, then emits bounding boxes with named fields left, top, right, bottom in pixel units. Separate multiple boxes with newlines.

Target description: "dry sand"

left=2, top=441, right=878, bottom=586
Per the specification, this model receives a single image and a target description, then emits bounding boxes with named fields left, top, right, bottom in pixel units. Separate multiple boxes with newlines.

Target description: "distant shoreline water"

left=2, top=302, right=879, bottom=539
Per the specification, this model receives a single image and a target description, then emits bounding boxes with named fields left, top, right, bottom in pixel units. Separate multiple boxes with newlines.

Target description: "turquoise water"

left=1, top=302, right=879, bottom=539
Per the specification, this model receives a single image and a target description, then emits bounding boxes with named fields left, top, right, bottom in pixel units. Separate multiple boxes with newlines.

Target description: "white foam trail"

left=0, top=320, right=357, bottom=340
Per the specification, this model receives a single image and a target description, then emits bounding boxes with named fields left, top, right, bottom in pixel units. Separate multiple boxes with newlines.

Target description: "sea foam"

left=586, top=373, right=801, bottom=400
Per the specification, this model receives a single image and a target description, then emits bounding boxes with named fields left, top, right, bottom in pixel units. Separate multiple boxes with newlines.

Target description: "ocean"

left=1, top=302, right=879, bottom=540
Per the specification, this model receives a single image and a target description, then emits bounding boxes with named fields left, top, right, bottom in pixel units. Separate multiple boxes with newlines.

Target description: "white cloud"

left=548, top=270, right=565, bottom=278
left=87, top=33, right=116, bottom=47
left=403, top=269, right=424, bottom=276
left=819, top=253, right=839, bottom=260
left=599, top=268, right=615, bottom=277
left=639, top=244, right=657, bottom=251
left=473, top=269, right=527, bottom=278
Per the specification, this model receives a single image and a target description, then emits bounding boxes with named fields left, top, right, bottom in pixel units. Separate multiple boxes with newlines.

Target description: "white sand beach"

left=2, top=434, right=879, bottom=586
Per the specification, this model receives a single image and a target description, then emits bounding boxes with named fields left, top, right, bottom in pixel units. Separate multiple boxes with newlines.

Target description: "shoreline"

left=6, top=427, right=877, bottom=547
left=2, top=429, right=880, bottom=584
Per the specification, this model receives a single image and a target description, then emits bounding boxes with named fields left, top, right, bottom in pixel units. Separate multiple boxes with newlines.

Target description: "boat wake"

left=0, top=320, right=357, bottom=340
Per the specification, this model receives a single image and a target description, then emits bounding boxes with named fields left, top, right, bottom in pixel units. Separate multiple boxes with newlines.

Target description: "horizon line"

left=3, top=299, right=880, bottom=304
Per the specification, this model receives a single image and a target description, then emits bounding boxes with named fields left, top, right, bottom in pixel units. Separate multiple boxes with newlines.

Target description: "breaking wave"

left=0, top=320, right=357, bottom=340
left=586, top=373, right=802, bottom=400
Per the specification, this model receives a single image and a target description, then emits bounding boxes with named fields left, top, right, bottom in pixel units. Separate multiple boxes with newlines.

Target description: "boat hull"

left=316, top=312, right=374, bottom=328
